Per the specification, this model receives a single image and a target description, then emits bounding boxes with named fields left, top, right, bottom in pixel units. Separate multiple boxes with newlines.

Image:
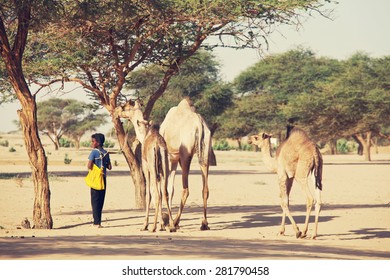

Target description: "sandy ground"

left=0, top=134, right=389, bottom=260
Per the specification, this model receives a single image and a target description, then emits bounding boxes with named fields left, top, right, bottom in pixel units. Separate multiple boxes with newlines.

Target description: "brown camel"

left=159, top=98, right=212, bottom=230
left=248, top=128, right=323, bottom=239
left=114, top=100, right=175, bottom=232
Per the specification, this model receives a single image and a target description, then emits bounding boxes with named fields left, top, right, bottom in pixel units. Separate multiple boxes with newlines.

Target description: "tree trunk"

left=73, top=136, right=80, bottom=149
left=112, top=117, right=146, bottom=209
left=54, top=136, right=60, bottom=150
left=352, top=135, right=364, bottom=155
left=44, top=133, right=59, bottom=150
left=330, top=139, right=337, bottom=155
left=18, top=99, right=53, bottom=228
left=237, top=138, right=242, bottom=150
left=355, top=132, right=372, bottom=161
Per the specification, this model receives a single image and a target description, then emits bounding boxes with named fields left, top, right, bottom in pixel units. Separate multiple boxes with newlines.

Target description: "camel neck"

left=261, top=140, right=277, bottom=173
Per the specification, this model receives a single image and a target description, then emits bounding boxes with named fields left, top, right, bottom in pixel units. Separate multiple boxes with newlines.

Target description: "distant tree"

left=37, top=98, right=107, bottom=149
left=216, top=93, right=282, bottom=147
left=335, top=53, right=390, bottom=161
left=233, top=48, right=341, bottom=140
left=235, top=48, right=340, bottom=102
left=284, top=53, right=390, bottom=160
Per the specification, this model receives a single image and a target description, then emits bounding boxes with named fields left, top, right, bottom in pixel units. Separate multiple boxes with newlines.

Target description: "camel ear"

left=262, top=133, right=272, bottom=139
left=148, top=120, right=153, bottom=126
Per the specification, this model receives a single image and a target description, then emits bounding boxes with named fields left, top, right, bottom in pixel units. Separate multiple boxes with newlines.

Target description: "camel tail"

left=154, top=146, right=161, bottom=182
left=313, top=147, right=323, bottom=191
left=195, top=116, right=210, bottom=166
left=160, top=146, right=169, bottom=192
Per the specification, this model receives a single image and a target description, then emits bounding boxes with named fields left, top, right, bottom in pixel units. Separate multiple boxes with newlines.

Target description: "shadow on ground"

left=1, top=233, right=389, bottom=260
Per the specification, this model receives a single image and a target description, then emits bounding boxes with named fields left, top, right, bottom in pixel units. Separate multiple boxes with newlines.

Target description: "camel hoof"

left=140, top=227, right=148, bottom=232
left=311, top=235, right=317, bottom=240
left=166, top=227, right=177, bottom=233
left=278, top=231, right=285, bottom=236
left=200, top=224, right=210, bottom=231
left=296, top=231, right=303, bottom=239
left=162, top=212, right=170, bottom=226
left=300, top=233, right=307, bottom=239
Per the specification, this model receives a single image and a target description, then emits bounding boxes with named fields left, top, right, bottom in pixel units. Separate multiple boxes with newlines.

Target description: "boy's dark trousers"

left=91, top=176, right=106, bottom=225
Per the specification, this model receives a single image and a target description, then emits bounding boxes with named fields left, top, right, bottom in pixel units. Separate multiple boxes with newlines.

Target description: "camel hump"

left=288, top=127, right=311, bottom=143
left=177, top=97, right=195, bottom=112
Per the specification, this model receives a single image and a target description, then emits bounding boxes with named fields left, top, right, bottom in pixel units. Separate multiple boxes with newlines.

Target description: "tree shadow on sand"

left=1, top=234, right=390, bottom=260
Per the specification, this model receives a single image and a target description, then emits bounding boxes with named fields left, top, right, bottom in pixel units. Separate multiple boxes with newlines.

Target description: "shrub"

left=81, top=139, right=115, bottom=148
left=59, top=138, right=73, bottom=148
left=64, top=153, right=72, bottom=164
left=213, top=139, right=232, bottom=151
left=104, top=140, right=115, bottom=148
left=239, top=143, right=253, bottom=151
left=80, top=140, right=91, bottom=147
left=337, top=138, right=357, bottom=154
left=0, top=140, right=9, bottom=147
left=9, top=147, right=16, bottom=152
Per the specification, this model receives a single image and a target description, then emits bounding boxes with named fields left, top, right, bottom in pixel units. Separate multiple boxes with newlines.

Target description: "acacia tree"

left=0, top=0, right=62, bottom=229
left=37, top=98, right=107, bottom=149
left=20, top=0, right=333, bottom=208
left=216, top=92, right=282, bottom=146
left=281, top=52, right=390, bottom=160
left=330, top=53, right=390, bottom=161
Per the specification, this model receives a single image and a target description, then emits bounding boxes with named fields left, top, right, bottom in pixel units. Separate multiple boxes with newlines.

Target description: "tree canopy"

left=37, top=98, right=107, bottom=149
left=221, top=49, right=390, bottom=160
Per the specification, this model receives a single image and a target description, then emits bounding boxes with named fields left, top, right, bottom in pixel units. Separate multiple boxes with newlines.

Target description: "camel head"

left=248, top=132, right=272, bottom=150
left=114, top=100, right=149, bottom=143
left=113, top=100, right=144, bottom=119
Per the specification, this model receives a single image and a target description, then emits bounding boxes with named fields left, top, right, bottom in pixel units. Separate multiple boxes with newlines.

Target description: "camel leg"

left=295, top=176, right=314, bottom=238
left=162, top=173, right=176, bottom=232
left=167, top=161, right=178, bottom=209
left=312, top=186, right=322, bottom=239
left=279, top=177, right=293, bottom=236
left=142, top=170, right=151, bottom=231
left=279, top=173, right=301, bottom=238
left=173, top=156, right=191, bottom=228
left=200, top=164, right=210, bottom=230
left=150, top=179, right=162, bottom=232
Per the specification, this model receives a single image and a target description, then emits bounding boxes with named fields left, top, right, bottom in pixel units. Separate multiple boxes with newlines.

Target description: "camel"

left=159, top=98, right=212, bottom=230
left=114, top=100, right=175, bottom=232
left=248, top=127, right=323, bottom=239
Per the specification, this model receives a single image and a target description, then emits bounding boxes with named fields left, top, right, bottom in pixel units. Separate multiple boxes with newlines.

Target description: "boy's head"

left=91, top=133, right=105, bottom=147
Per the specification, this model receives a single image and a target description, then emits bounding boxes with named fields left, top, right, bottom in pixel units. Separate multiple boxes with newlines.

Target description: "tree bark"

left=352, top=135, right=364, bottom=156
left=54, top=136, right=60, bottom=150
left=354, top=132, right=372, bottom=161
left=18, top=97, right=53, bottom=228
left=329, top=139, right=337, bottom=155
left=112, top=116, right=146, bottom=209
left=236, top=138, right=242, bottom=150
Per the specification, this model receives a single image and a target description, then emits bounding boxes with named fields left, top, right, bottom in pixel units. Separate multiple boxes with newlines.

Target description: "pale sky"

left=1, top=0, right=389, bottom=133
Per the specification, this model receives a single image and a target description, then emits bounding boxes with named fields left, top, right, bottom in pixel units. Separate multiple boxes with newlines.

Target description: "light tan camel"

left=159, top=98, right=212, bottom=230
left=248, top=128, right=323, bottom=239
left=114, top=100, right=175, bottom=232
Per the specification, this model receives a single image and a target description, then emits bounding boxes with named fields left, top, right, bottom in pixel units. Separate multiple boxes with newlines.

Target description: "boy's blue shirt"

left=88, top=148, right=110, bottom=176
